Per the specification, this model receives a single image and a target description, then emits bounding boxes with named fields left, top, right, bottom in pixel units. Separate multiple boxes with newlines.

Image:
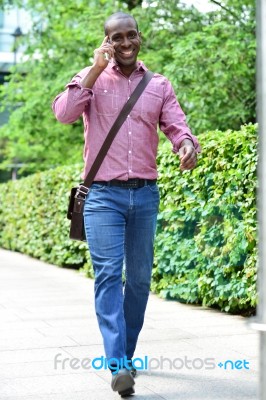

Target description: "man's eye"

left=112, top=33, right=137, bottom=42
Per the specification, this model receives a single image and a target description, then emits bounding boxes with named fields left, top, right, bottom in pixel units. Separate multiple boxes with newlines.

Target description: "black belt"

left=93, top=179, right=157, bottom=189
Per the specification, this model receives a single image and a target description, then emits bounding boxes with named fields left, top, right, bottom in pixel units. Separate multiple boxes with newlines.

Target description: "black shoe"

left=119, top=386, right=135, bottom=397
left=111, top=368, right=135, bottom=396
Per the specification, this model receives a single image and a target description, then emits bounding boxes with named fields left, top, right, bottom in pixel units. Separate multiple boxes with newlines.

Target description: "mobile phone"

left=104, top=53, right=110, bottom=61
left=104, top=38, right=112, bottom=61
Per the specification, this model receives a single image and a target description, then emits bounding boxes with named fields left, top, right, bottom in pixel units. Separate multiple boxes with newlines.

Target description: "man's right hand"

left=93, top=36, right=115, bottom=70
left=80, top=36, right=115, bottom=88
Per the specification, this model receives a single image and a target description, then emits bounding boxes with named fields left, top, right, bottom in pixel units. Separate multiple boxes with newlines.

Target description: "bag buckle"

left=75, top=184, right=89, bottom=199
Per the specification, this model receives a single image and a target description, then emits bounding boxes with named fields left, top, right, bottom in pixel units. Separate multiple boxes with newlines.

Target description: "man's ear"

left=138, top=31, right=142, bottom=43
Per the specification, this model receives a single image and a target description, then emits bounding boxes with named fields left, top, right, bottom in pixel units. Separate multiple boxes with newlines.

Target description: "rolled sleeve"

left=66, top=81, right=94, bottom=97
left=52, top=68, right=93, bottom=124
left=159, top=79, right=201, bottom=154
left=172, top=133, right=201, bottom=154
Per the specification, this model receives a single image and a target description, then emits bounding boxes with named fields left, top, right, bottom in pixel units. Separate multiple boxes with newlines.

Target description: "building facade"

left=0, top=6, right=30, bottom=125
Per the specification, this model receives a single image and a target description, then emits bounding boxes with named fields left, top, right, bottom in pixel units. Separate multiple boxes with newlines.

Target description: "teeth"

left=122, top=51, right=133, bottom=55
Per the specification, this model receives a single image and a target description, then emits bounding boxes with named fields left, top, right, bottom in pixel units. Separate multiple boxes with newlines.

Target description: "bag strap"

left=83, top=70, right=154, bottom=189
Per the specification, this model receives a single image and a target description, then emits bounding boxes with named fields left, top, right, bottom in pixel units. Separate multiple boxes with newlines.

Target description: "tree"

left=0, top=0, right=119, bottom=173
left=0, top=0, right=256, bottom=176
left=134, top=0, right=256, bottom=133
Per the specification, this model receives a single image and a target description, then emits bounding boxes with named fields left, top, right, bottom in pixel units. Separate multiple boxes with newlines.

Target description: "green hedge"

left=153, top=123, right=257, bottom=313
left=0, top=165, right=93, bottom=275
left=0, top=124, right=258, bottom=313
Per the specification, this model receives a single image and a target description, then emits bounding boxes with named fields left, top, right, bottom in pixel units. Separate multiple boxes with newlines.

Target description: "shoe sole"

left=119, top=386, right=135, bottom=397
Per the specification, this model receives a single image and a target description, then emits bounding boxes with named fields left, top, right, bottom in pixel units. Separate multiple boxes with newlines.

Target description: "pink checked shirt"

left=52, top=60, right=200, bottom=181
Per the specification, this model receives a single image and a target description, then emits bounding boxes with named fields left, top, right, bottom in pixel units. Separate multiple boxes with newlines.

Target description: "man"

left=52, top=11, right=200, bottom=397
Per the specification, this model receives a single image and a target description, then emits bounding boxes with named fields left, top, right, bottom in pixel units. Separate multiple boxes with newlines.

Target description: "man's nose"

left=121, top=37, right=131, bottom=47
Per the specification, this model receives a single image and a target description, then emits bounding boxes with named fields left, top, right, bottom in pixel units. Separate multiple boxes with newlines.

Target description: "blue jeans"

left=83, top=182, right=159, bottom=363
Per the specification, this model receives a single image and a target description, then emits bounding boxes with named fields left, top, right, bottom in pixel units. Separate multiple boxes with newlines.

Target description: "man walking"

left=53, top=11, right=200, bottom=397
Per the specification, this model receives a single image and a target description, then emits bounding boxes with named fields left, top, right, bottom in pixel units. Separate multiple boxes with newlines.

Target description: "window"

left=0, top=11, right=4, bottom=28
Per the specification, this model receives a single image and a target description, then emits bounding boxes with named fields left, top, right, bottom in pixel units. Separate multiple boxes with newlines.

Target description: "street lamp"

left=10, top=27, right=23, bottom=180
left=11, top=26, right=23, bottom=65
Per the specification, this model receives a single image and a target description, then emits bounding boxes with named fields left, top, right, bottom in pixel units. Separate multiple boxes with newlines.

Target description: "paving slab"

left=0, top=248, right=259, bottom=400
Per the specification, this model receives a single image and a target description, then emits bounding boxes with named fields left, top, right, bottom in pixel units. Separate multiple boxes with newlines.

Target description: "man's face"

left=107, top=17, right=141, bottom=68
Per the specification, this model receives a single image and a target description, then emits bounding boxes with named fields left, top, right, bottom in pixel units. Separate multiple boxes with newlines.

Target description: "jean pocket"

left=147, top=184, right=159, bottom=194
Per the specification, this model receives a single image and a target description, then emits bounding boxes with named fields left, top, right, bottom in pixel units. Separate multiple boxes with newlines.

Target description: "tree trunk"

left=125, top=0, right=142, bottom=10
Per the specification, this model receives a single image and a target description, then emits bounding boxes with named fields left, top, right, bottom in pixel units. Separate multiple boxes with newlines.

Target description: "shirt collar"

left=110, top=59, right=147, bottom=73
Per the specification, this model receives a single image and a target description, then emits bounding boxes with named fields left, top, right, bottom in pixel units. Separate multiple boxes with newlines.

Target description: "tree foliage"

left=0, top=0, right=255, bottom=175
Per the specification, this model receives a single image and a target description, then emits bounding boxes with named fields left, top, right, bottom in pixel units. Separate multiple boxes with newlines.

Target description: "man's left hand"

left=179, top=139, right=197, bottom=171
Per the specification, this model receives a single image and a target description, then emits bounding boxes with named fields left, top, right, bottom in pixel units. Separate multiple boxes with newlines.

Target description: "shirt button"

left=129, top=169, right=132, bottom=172
left=129, top=150, right=132, bottom=154
left=129, top=79, right=131, bottom=83
left=127, top=115, right=130, bottom=118
left=129, top=131, right=132, bottom=135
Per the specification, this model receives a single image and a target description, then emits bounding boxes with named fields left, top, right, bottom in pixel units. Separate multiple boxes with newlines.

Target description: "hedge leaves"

left=0, top=124, right=258, bottom=313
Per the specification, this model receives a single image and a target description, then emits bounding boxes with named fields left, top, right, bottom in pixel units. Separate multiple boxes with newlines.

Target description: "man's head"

left=104, top=12, right=141, bottom=71
left=104, top=12, right=139, bottom=36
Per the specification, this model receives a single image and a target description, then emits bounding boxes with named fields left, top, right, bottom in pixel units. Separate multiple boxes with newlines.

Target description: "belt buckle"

left=129, top=179, right=138, bottom=188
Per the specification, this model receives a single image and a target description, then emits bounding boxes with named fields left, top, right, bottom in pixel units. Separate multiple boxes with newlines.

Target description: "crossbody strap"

left=83, top=70, right=154, bottom=188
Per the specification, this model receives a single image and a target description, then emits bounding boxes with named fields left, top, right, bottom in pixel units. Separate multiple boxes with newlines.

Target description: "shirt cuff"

left=66, top=81, right=94, bottom=97
left=172, top=134, right=201, bottom=154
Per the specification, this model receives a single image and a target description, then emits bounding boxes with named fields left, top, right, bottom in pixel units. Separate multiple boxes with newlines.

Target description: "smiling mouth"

left=120, top=50, right=135, bottom=56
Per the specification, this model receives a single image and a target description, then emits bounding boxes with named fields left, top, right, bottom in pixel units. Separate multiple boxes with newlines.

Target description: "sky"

left=183, top=0, right=219, bottom=12
left=143, top=0, right=220, bottom=13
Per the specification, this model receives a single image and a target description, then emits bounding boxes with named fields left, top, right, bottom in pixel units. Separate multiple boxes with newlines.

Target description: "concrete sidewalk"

left=0, top=248, right=258, bottom=400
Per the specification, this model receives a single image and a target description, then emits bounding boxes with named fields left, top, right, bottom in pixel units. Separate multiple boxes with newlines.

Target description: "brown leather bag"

left=67, top=70, right=154, bottom=241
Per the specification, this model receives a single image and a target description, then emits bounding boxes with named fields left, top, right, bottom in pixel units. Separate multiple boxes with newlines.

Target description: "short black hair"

left=104, top=12, right=139, bottom=35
